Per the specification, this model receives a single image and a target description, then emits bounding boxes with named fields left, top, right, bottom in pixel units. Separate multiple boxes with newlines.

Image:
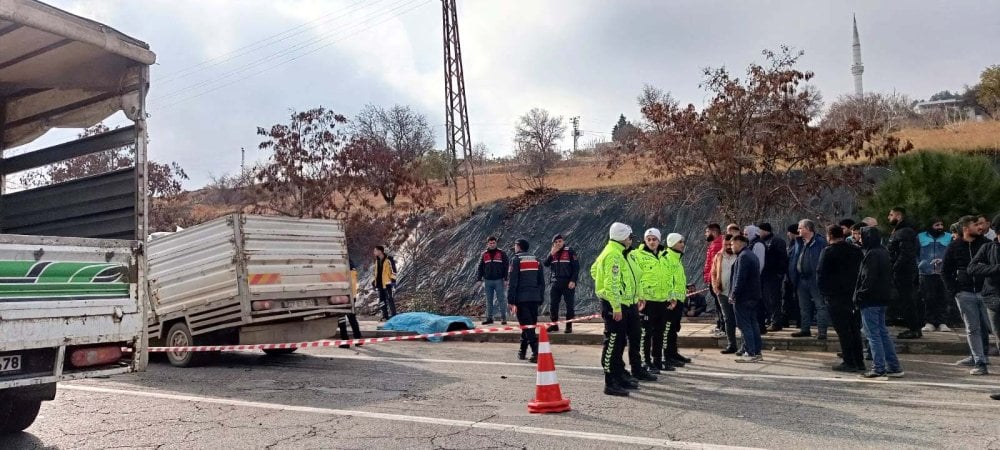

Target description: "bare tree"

left=351, top=104, right=436, bottom=208
left=822, top=92, right=919, bottom=132
left=508, top=108, right=566, bottom=192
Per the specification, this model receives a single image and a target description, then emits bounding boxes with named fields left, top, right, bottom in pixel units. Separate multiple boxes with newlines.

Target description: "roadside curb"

left=372, top=329, right=971, bottom=355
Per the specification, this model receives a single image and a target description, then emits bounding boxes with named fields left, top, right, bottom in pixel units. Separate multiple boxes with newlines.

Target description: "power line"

left=152, top=0, right=420, bottom=103
left=157, top=0, right=385, bottom=84
left=154, top=0, right=430, bottom=109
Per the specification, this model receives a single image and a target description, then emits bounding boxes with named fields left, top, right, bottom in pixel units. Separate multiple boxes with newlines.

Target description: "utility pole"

left=240, top=147, right=245, bottom=175
left=441, top=0, right=476, bottom=209
left=570, top=116, right=580, bottom=154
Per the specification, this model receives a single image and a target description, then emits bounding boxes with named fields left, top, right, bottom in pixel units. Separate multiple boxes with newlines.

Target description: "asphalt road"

left=4, top=341, right=1000, bottom=449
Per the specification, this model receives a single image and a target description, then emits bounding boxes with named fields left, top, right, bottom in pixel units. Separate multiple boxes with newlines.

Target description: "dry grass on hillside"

left=897, top=120, right=1000, bottom=151
left=184, top=120, right=999, bottom=221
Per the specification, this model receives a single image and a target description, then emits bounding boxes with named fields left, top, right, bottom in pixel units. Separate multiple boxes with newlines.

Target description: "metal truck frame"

left=0, top=0, right=154, bottom=434
left=146, top=214, right=355, bottom=367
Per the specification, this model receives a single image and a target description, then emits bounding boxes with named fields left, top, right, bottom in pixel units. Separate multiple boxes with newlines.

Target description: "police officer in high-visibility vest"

left=592, top=222, right=656, bottom=397
left=630, top=228, right=673, bottom=374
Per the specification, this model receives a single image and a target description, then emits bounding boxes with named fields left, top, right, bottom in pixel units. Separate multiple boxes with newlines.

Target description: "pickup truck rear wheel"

left=165, top=322, right=212, bottom=367
left=262, top=348, right=298, bottom=356
left=0, top=398, right=42, bottom=434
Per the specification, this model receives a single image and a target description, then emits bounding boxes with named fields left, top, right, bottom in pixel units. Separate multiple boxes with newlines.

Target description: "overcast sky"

left=35, top=0, right=1000, bottom=187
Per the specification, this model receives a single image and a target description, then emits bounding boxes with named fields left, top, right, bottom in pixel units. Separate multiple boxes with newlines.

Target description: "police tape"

left=147, top=314, right=602, bottom=353
left=148, top=288, right=711, bottom=353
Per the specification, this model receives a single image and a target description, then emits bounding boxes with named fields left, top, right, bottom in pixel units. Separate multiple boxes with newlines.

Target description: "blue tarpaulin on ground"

left=382, top=312, right=475, bottom=342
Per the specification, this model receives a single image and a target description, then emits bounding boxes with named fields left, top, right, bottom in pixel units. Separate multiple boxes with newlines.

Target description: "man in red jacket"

left=704, top=223, right=725, bottom=336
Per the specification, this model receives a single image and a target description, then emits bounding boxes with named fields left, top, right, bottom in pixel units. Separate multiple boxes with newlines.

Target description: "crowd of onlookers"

left=448, top=207, right=1000, bottom=399
left=702, top=208, right=1000, bottom=399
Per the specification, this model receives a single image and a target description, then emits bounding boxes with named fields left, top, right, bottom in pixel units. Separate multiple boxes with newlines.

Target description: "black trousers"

left=641, top=301, right=668, bottom=366
left=377, top=286, right=397, bottom=320
left=664, top=302, right=683, bottom=358
left=827, top=299, right=865, bottom=368
left=516, top=303, right=540, bottom=355
left=894, top=273, right=921, bottom=331
left=782, top=277, right=800, bottom=327
left=762, top=275, right=784, bottom=326
left=920, top=275, right=948, bottom=327
left=549, top=279, right=576, bottom=321
left=623, top=304, right=643, bottom=372
left=601, top=300, right=627, bottom=380
left=338, top=313, right=362, bottom=340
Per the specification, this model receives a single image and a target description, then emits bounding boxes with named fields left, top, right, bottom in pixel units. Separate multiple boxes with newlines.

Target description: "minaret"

left=851, top=14, right=864, bottom=97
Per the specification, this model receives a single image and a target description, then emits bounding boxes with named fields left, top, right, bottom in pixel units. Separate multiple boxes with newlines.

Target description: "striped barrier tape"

left=148, top=314, right=602, bottom=353
left=148, top=288, right=712, bottom=353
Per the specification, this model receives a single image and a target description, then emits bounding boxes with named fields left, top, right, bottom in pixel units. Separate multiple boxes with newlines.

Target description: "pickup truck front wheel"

left=0, top=398, right=42, bottom=434
left=165, top=322, right=212, bottom=367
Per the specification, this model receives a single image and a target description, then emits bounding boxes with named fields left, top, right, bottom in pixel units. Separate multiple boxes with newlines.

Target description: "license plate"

left=0, top=355, right=21, bottom=373
left=283, top=299, right=316, bottom=309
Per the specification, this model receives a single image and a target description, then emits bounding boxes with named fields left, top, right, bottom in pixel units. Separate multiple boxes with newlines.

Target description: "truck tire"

left=262, top=348, right=297, bottom=356
left=165, top=322, right=211, bottom=367
left=0, top=398, right=42, bottom=434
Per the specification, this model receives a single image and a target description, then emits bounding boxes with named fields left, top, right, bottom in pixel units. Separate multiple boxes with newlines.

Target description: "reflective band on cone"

left=528, top=327, right=571, bottom=414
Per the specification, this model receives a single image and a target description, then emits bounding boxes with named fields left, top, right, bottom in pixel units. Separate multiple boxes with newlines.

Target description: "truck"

left=0, top=0, right=155, bottom=434
left=146, top=214, right=354, bottom=367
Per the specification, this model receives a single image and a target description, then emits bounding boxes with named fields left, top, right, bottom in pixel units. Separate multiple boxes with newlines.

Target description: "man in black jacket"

left=730, top=235, right=763, bottom=363
left=943, top=215, right=993, bottom=375
left=967, top=213, right=1000, bottom=399
left=818, top=225, right=865, bottom=372
left=544, top=234, right=580, bottom=333
left=476, top=236, right=509, bottom=325
left=508, top=239, right=544, bottom=363
left=888, top=207, right=922, bottom=338
left=855, top=227, right=904, bottom=379
left=759, top=223, right=787, bottom=332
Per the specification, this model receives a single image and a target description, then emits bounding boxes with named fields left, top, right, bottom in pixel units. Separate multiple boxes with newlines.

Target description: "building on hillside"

left=914, top=99, right=984, bottom=122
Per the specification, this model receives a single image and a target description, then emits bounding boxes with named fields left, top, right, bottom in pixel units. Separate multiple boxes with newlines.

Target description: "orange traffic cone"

left=528, top=326, right=571, bottom=414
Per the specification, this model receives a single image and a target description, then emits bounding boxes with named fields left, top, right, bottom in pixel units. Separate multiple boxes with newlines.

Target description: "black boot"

left=564, top=322, right=573, bottom=334
left=671, top=353, right=692, bottom=364
left=633, top=367, right=658, bottom=381
left=655, top=359, right=676, bottom=371
left=547, top=324, right=559, bottom=333
left=604, top=374, right=629, bottom=397
left=646, top=363, right=660, bottom=375
left=618, top=375, right=640, bottom=390
left=517, top=343, right=527, bottom=361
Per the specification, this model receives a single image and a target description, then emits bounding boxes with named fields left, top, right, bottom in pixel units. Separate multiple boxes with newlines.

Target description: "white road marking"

left=295, top=352, right=1000, bottom=391
left=61, top=385, right=758, bottom=450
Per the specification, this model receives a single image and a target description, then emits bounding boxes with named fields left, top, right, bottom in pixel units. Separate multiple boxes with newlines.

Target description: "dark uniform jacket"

left=477, top=248, right=509, bottom=281
left=543, top=247, right=580, bottom=282
left=508, top=252, right=545, bottom=305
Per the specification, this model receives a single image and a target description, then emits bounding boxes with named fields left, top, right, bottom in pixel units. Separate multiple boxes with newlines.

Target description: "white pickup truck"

left=0, top=0, right=154, bottom=433
left=147, top=214, right=355, bottom=367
